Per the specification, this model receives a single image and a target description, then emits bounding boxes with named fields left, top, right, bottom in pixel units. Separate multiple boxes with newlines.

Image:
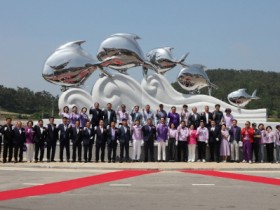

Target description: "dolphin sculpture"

left=96, top=33, right=157, bottom=76
left=227, top=89, right=260, bottom=107
left=42, top=40, right=111, bottom=91
left=177, top=64, right=217, bottom=95
left=146, top=47, right=189, bottom=74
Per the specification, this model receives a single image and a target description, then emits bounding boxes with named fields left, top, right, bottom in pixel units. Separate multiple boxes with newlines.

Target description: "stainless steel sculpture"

left=177, top=64, right=217, bottom=95
left=96, top=33, right=157, bottom=75
left=146, top=47, right=188, bottom=74
left=42, top=40, right=111, bottom=91
left=227, top=89, right=259, bottom=107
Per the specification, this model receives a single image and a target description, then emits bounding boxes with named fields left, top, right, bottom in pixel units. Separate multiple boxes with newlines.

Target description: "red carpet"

left=0, top=170, right=158, bottom=201
left=181, top=170, right=280, bottom=186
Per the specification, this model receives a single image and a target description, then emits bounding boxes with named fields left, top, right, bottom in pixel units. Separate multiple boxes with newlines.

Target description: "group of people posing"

left=1, top=103, right=280, bottom=164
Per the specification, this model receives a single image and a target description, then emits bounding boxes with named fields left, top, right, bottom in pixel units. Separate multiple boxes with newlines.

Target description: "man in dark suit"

left=70, top=120, right=83, bottom=162
left=103, top=103, right=117, bottom=128
left=142, top=118, right=156, bottom=162
left=82, top=121, right=94, bottom=163
left=130, top=105, right=143, bottom=125
left=188, top=107, right=201, bottom=129
left=0, top=125, right=2, bottom=160
left=94, top=119, right=107, bottom=162
left=229, top=119, right=242, bottom=162
left=107, top=121, right=119, bottom=163
left=33, top=119, right=47, bottom=162
left=46, top=117, right=58, bottom=162
left=208, top=120, right=221, bottom=162
left=57, top=117, right=71, bottom=162
left=12, top=121, right=25, bottom=163
left=89, top=102, right=104, bottom=128
left=119, top=118, right=131, bottom=163
left=201, top=105, right=213, bottom=128
left=1, top=118, right=13, bottom=163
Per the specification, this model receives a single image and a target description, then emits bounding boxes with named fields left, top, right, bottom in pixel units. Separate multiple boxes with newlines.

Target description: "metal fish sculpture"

left=96, top=33, right=157, bottom=76
left=227, top=89, right=260, bottom=107
left=177, top=64, right=217, bottom=95
left=146, top=47, right=189, bottom=74
left=42, top=40, right=111, bottom=91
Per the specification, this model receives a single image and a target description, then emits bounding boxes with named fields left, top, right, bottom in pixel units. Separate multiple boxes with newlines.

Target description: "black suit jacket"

left=46, top=123, right=58, bottom=143
left=103, top=109, right=117, bottom=127
left=71, top=127, right=83, bottom=144
left=94, top=126, right=107, bottom=144
left=1, top=124, right=13, bottom=144
left=107, top=127, right=119, bottom=145
left=119, top=126, right=131, bottom=143
left=12, top=127, right=25, bottom=146
left=57, top=124, right=71, bottom=143
left=201, top=112, right=213, bottom=127
left=89, top=108, right=104, bottom=127
left=142, top=125, right=156, bottom=142
left=208, top=126, right=221, bottom=143
left=188, top=113, right=201, bottom=129
left=83, top=127, right=94, bottom=145
left=33, top=125, right=47, bottom=143
left=229, top=126, right=242, bottom=142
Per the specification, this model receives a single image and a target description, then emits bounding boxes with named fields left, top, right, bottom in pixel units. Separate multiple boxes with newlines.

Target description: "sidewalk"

left=1, top=161, right=280, bottom=171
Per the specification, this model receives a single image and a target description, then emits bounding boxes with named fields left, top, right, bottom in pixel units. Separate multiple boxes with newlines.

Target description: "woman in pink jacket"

left=188, top=124, right=197, bottom=162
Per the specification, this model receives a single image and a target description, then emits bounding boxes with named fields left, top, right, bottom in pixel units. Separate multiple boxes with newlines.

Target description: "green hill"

left=172, top=69, right=280, bottom=118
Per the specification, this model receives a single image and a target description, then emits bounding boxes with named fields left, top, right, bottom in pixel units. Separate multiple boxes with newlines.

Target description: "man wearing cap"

left=119, top=118, right=131, bottom=163
left=229, top=119, right=242, bottom=162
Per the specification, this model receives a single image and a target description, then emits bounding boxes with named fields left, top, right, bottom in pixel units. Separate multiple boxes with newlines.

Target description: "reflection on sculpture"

left=146, top=47, right=188, bottom=74
left=96, top=33, right=157, bottom=76
left=42, top=40, right=111, bottom=91
left=227, top=89, right=259, bottom=107
left=177, top=64, right=217, bottom=95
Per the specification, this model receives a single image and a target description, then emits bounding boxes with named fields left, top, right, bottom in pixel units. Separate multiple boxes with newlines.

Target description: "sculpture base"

left=59, top=73, right=267, bottom=123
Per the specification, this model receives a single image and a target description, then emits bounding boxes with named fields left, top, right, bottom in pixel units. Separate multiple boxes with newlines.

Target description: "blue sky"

left=0, top=0, right=279, bottom=95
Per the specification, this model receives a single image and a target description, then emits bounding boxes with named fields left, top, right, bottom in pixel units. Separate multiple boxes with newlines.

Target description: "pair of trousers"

left=60, top=141, right=70, bottom=161
left=35, top=142, right=45, bottom=161
left=84, top=143, right=93, bottom=161
left=259, top=144, right=265, bottom=162
left=144, top=140, right=154, bottom=162
left=72, top=142, right=82, bottom=161
left=14, top=144, right=23, bottom=162
left=157, top=141, right=166, bottom=161
left=230, top=140, right=239, bottom=161
left=177, top=141, right=187, bottom=162
left=242, top=141, right=252, bottom=162
left=252, top=142, right=259, bottom=162
left=26, top=143, right=34, bottom=162
left=120, top=142, right=129, bottom=161
left=3, top=143, right=13, bottom=162
left=209, top=141, right=220, bottom=162
left=107, top=142, right=117, bottom=161
left=266, top=143, right=274, bottom=163
left=132, top=140, right=142, bottom=160
left=188, top=144, right=196, bottom=161
left=197, top=141, right=206, bottom=160
left=168, top=138, right=176, bottom=161
left=47, top=141, right=57, bottom=161
left=276, top=145, right=280, bottom=162
left=95, top=142, right=106, bottom=162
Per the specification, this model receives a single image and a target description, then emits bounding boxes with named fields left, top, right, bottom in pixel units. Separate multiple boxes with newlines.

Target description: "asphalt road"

left=0, top=168, right=279, bottom=210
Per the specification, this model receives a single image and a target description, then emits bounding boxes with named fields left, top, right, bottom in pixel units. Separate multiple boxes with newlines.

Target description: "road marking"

left=192, top=184, right=215, bottom=186
left=0, top=170, right=159, bottom=201
left=181, top=170, right=280, bottom=186
left=23, top=183, right=44, bottom=186
left=109, top=184, right=132, bottom=187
